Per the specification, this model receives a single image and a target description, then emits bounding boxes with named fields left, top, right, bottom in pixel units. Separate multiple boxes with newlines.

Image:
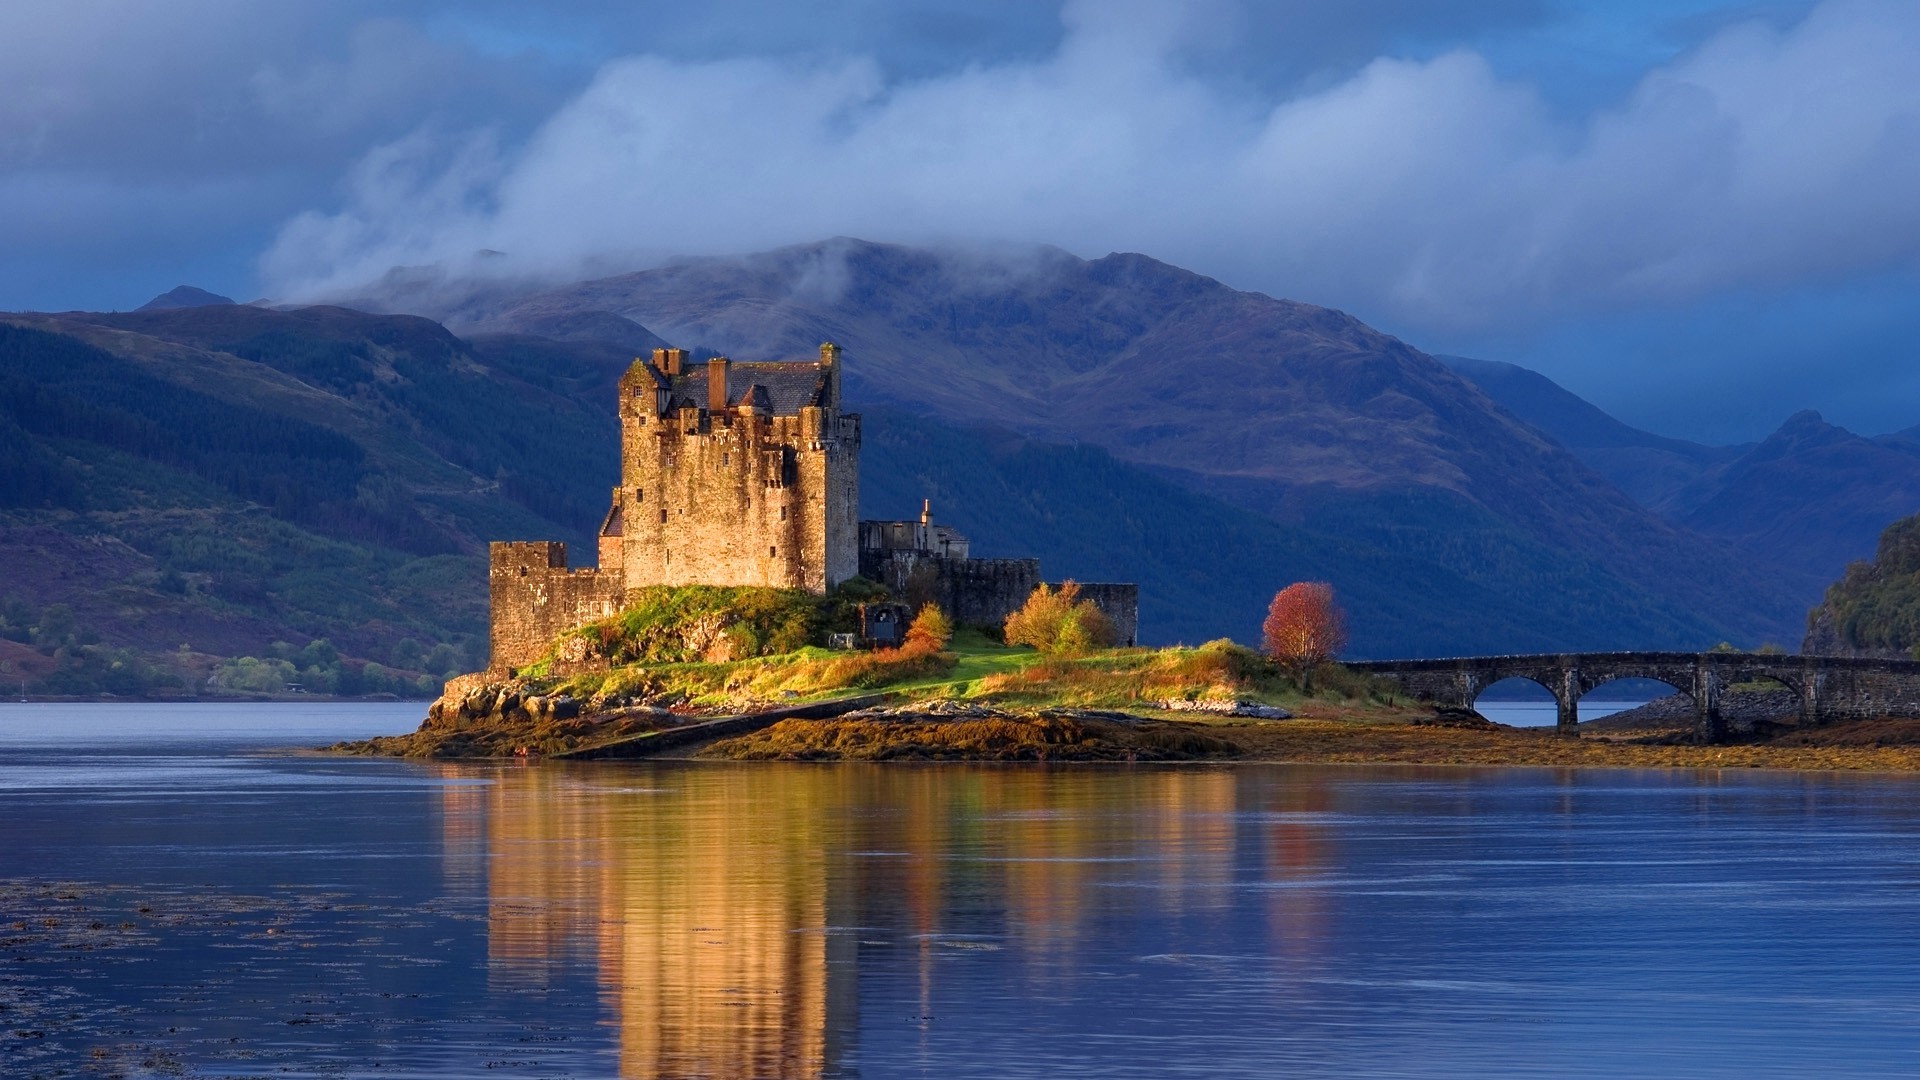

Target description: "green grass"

left=525, top=629, right=1394, bottom=717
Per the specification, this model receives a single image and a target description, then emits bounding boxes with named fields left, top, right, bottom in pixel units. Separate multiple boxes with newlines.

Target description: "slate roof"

left=669, top=361, right=827, bottom=415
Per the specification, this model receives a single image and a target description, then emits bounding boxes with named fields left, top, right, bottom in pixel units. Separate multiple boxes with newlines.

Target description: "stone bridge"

left=1346, top=652, right=1920, bottom=743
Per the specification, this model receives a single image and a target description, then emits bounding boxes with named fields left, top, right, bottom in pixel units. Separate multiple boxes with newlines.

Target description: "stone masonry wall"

left=489, top=542, right=623, bottom=672
left=858, top=554, right=1142, bottom=644
left=860, top=551, right=1042, bottom=630
left=1059, top=582, right=1140, bottom=647
left=612, top=370, right=859, bottom=592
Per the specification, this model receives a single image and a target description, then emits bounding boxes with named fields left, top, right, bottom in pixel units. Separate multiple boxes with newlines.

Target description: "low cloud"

left=263, top=0, right=1920, bottom=338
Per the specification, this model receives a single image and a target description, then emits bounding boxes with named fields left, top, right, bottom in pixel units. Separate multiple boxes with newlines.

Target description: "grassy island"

left=337, top=585, right=1920, bottom=772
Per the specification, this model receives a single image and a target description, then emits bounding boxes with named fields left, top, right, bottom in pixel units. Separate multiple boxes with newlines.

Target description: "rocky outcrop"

left=1156, top=698, right=1292, bottom=719
left=424, top=672, right=580, bottom=731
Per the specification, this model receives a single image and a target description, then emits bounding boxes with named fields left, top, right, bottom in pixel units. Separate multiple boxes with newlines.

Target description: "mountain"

left=1445, top=356, right=1920, bottom=601
left=1662, top=411, right=1920, bottom=586
left=136, top=285, right=235, bottom=311
left=0, top=299, right=1734, bottom=667
left=1440, top=355, right=1740, bottom=507
left=432, top=238, right=1806, bottom=649
left=0, top=306, right=629, bottom=694
left=8, top=236, right=1874, bottom=697
left=862, top=409, right=1726, bottom=655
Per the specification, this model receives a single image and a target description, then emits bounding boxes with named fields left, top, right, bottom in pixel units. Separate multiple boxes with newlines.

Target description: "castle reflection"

left=442, top=763, right=1332, bottom=1077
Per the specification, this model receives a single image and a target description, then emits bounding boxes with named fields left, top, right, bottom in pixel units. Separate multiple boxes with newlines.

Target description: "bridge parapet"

left=1347, top=652, right=1920, bottom=743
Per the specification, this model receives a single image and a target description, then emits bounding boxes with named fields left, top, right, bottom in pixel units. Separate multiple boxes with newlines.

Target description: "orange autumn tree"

left=1262, top=582, right=1348, bottom=683
left=1005, top=581, right=1116, bottom=656
left=902, top=603, right=954, bottom=656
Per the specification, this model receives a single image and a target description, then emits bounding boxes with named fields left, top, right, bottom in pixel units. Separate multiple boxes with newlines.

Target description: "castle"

left=488, top=344, right=1136, bottom=670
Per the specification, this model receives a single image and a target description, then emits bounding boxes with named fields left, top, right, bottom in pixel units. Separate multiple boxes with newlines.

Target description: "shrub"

left=1005, top=581, right=1117, bottom=655
left=566, top=585, right=825, bottom=665
left=903, top=603, right=953, bottom=655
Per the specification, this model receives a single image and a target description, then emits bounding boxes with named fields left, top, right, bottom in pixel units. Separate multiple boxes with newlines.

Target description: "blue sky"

left=3, top=0, right=1915, bottom=444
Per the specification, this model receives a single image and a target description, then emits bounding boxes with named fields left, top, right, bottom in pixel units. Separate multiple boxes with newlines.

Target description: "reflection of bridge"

left=1348, top=652, right=1920, bottom=742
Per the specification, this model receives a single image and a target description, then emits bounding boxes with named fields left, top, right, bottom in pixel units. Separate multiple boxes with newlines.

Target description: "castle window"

left=779, top=506, right=787, bottom=521
left=721, top=452, right=729, bottom=467
left=659, top=509, right=668, bottom=523
left=770, top=546, right=777, bottom=558
left=632, top=487, right=643, bottom=502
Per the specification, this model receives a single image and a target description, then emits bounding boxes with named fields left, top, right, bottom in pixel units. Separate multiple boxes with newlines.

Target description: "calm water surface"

left=5, top=703, right=1920, bottom=1077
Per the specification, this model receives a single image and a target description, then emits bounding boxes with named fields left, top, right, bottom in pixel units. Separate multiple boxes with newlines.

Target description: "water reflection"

left=456, top=764, right=1254, bottom=1078
left=14, top=708, right=1920, bottom=1077
left=398, top=759, right=1920, bottom=1078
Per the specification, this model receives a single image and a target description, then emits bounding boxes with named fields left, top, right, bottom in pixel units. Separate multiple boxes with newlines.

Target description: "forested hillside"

left=447, top=238, right=1808, bottom=647
left=1806, top=514, right=1920, bottom=657
left=0, top=309, right=624, bottom=697
left=1, top=251, right=1838, bottom=697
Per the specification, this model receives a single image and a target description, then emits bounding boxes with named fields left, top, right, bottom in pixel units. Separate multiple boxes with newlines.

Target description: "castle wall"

left=1053, top=582, right=1140, bottom=648
left=859, top=551, right=1141, bottom=645
left=489, top=542, right=623, bottom=672
left=822, top=413, right=861, bottom=587
left=485, top=344, right=1140, bottom=667
left=613, top=374, right=859, bottom=594
left=859, top=551, right=1042, bottom=631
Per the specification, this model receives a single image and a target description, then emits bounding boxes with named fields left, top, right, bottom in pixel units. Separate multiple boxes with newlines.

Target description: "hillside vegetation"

left=0, top=309, right=624, bottom=696
left=0, top=241, right=1844, bottom=696
left=451, top=238, right=1807, bottom=648
left=1807, top=514, right=1920, bottom=656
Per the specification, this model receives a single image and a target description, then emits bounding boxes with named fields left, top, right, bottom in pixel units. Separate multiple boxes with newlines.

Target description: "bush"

left=1004, top=582, right=1116, bottom=656
left=565, top=585, right=826, bottom=666
left=903, top=604, right=953, bottom=655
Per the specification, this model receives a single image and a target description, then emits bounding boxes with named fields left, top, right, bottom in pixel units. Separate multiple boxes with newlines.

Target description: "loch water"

left=6, top=704, right=1920, bottom=1078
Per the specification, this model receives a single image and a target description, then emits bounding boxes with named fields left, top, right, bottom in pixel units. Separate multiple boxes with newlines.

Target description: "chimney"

left=921, top=498, right=932, bottom=526
left=707, top=357, right=729, bottom=413
left=650, top=347, right=667, bottom=371
left=663, top=348, right=686, bottom=376
left=819, top=341, right=841, bottom=411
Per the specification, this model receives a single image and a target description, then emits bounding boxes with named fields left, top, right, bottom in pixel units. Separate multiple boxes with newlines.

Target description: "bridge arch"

left=1578, top=676, right=1687, bottom=727
left=1469, top=677, right=1557, bottom=726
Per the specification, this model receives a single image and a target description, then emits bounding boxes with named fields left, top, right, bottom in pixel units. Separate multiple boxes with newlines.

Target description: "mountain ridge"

left=447, top=238, right=1807, bottom=646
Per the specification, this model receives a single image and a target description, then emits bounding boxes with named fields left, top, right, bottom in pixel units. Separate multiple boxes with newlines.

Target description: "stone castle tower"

left=488, top=343, right=861, bottom=670
left=601, top=343, right=860, bottom=591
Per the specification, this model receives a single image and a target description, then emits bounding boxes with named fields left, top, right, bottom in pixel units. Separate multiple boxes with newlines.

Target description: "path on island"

left=549, top=693, right=891, bottom=759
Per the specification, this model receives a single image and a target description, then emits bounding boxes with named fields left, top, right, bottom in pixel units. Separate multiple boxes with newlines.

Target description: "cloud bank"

left=264, top=0, right=1920, bottom=336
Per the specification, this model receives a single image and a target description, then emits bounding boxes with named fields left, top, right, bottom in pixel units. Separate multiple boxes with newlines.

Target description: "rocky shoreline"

left=330, top=674, right=1920, bottom=772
